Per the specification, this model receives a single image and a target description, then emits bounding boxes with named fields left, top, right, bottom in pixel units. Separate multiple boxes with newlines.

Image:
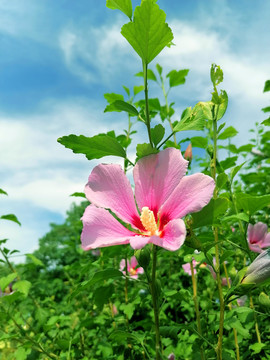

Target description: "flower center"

left=140, top=207, right=159, bottom=236
left=129, top=268, right=137, bottom=276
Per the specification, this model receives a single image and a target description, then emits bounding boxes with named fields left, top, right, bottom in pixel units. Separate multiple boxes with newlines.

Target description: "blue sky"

left=0, top=0, right=269, bottom=262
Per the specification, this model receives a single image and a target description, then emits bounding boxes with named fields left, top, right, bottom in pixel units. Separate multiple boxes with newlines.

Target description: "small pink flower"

left=182, top=259, right=198, bottom=276
left=247, top=222, right=270, bottom=253
left=81, top=148, right=215, bottom=251
left=119, top=256, right=144, bottom=279
left=168, top=354, right=175, bottom=360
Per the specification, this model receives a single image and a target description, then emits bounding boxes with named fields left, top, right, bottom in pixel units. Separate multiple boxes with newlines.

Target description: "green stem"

left=210, top=105, right=225, bottom=360
left=250, top=296, right=261, bottom=343
left=151, top=245, right=161, bottom=359
left=157, top=131, right=175, bottom=150
left=143, top=62, right=153, bottom=148
left=190, top=261, right=205, bottom=360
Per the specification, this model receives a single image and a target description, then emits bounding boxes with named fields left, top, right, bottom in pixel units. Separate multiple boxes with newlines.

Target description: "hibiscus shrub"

left=1, top=0, right=270, bottom=359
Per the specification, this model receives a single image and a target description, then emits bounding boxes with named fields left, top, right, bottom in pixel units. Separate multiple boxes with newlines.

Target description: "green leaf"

left=123, top=85, right=130, bottom=96
left=58, top=134, right=126, bottom=160
left=258, top=292, right=270, bottom=307
left=262, top=106, right=270, bottom=113
left=218, top=126, right=238, bottom=140
left=216, top=173, right=229, bottom=189
left=191, top=136, right=208, bottom=149
left=104, top=93, right=124, bottom=103
left=0, top=188, right=8, bottom=196
left=236, top=194, right=270, bottom=216
left=94, top=284, right=114, bottom=310
left=136, top=143, right=159, bottom=159
left=150, top=124, right=165, bottom=146
left=135, top=69, right=157, bottom=81
left=230, top=162, right=246, bottom=182
left=210, top=64, right=223, bottom=87
left=105, top=100, right=139, bottom=116
left=263, top=80, right=270, bottom=92
left=173, top=104, right=205, bottom=133
left=69, top=192, right=86, bottom=198
left=166, top=69, right=189, bottom=88
left=222, top=213, right=249, bottom=223
left=120, top=302, right=135, bottom=320
left=249, top=343, right=266, bottom=354
left=106, top=0, right=132, bottom=19
left=262, top=117, right=270, bottom=126
left=0, top=214, right=21, bottom=226
left=192, top=198, right=230, bottom=229
left=156, top=63, right=162, bottom=76
left=219, top=156, right=238, bottom=171
left=26, top=254, right=45, bottom=267
left=133, top=85, right=144, bottom=96
left=121, top=0, right=173, bottom=64
left=109, top=330, right=144, bottom=345
left=216, top=90, right=228, bottom=120
left=13, top=280, right=31, bottom=296
left=0, top=273, right=17, bottom=291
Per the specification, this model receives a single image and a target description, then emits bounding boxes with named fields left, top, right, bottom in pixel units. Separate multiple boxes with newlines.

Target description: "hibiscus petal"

left=130, top=236, right=150, bottom=249
left=160, top=173, right=215, bottom=223
left=81, top=205, right=136, bottom=250
left=85, top=164, right=141, bottom=228
left=151, top=219, right=186, bottom=251
left=249, top=243, right=263, bottom=253
left=130, top=256, right=138, bottom=269
left=261, top=233, right=270, bottom=248
left=133, top=148, right=188, bottom=214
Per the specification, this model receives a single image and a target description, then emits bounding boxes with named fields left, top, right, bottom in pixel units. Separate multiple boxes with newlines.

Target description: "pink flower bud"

left=184, top=143, right=192, bottom=161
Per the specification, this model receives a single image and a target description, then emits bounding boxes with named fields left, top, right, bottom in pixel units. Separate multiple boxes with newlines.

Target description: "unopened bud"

left=242, top=249, right=270, bottom=286
left=184, top=143, right=192, bottom=161
left=135, top=246, right=151, bottom=269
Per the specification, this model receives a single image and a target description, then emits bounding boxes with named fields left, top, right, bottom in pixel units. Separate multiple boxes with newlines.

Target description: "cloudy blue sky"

left=0, top=0, right=269, bottom=262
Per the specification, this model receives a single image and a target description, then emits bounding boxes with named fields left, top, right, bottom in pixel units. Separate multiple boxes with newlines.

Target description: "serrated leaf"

left=218, top=126, right=238, bottom=140
left=106, top=0, right=132, bottom=19
left=135, top=69, right=157, bottom=81
left=150, top=124, right=165, bottom=146
left=121, top=0, right=173, bottom=64
left=0, top=214, right=21, bottom=226
left=249, top=342, right=266, bottom=354
left=0, top=189, right=8, bottom=196
left=13, top=280, right=31, bottom=296
left=120, top=302, right=135, bottom=320
left=222, top=213, right=249, bottom=223
left=58, top=134, right=126, bottom=160
left=166, top=69, right=189, bottom=88
left=0, top=273, right=17, bottom=291
left=69, top=192, right=86, bottom=198
left=192, top=198, right=230, bottom=229
left=216, top=90, right=228, bottom=120
left=236, top=194, right=270, bottom=215
left=105, top=100, right=139, bottom=116
left=136, top=143, right=159, bottom=159
left=230, top=162, right=246, bottom=182
left=173, top=105, right=205, bottom=133
left=104, top=93, right=124, bottom=103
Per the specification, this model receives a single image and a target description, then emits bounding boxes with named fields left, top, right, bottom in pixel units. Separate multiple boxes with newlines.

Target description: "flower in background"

left=182, top=259, right=198, bottom=276
left=168, top=354, right=175, bottom=360
left=247, top=222, right=270, bottom=253
left=205, top=258, right=230, bottom=286
left=81, top=148, right=215, bottom=251
left=119, top=256, right=144, bottom=279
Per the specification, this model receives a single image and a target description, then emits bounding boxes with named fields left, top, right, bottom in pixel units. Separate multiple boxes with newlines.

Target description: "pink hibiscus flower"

left=81, top=148, right=215, bottom=251
left=182, top=259, right=198, bottom=276
left=119, top=256, right=144, bottom=279
left=247, top=222, right=270, bottom=253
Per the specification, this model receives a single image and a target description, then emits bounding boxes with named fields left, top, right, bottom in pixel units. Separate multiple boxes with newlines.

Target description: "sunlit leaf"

left=136, top=143, right=159, bottom=159
left=236, top=194, right=270, bottom=215
left=0, top=273, right=17, bottom=291
left=13, top=280, right=31, bottom=296
left=0, top=189, right=7, bottom=196
left=166, top=69, right=189, bottom=88
left=218, top=126, right=238, bottom=140
left=121, top=0, right=173, bottom=64
left=150, top=124, right=165, bottom=146
left=106, top=0, right=132, bottom=19
left=0, top=214, right=21, bottom=226
left=135, top=69, right=157, bottom=81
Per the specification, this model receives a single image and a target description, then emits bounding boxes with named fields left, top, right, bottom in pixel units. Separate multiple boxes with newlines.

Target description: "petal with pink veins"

left=133, top=148, right=188, bottom=214
left=81, top=205, right=136, bottom=250
left=85, top=164, right=141, bottom=228
left=151, top=219, right=186, bottom=251
left=261, top=233, right=270, bottom=248
left=159, top=173, right=215, bottom=224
